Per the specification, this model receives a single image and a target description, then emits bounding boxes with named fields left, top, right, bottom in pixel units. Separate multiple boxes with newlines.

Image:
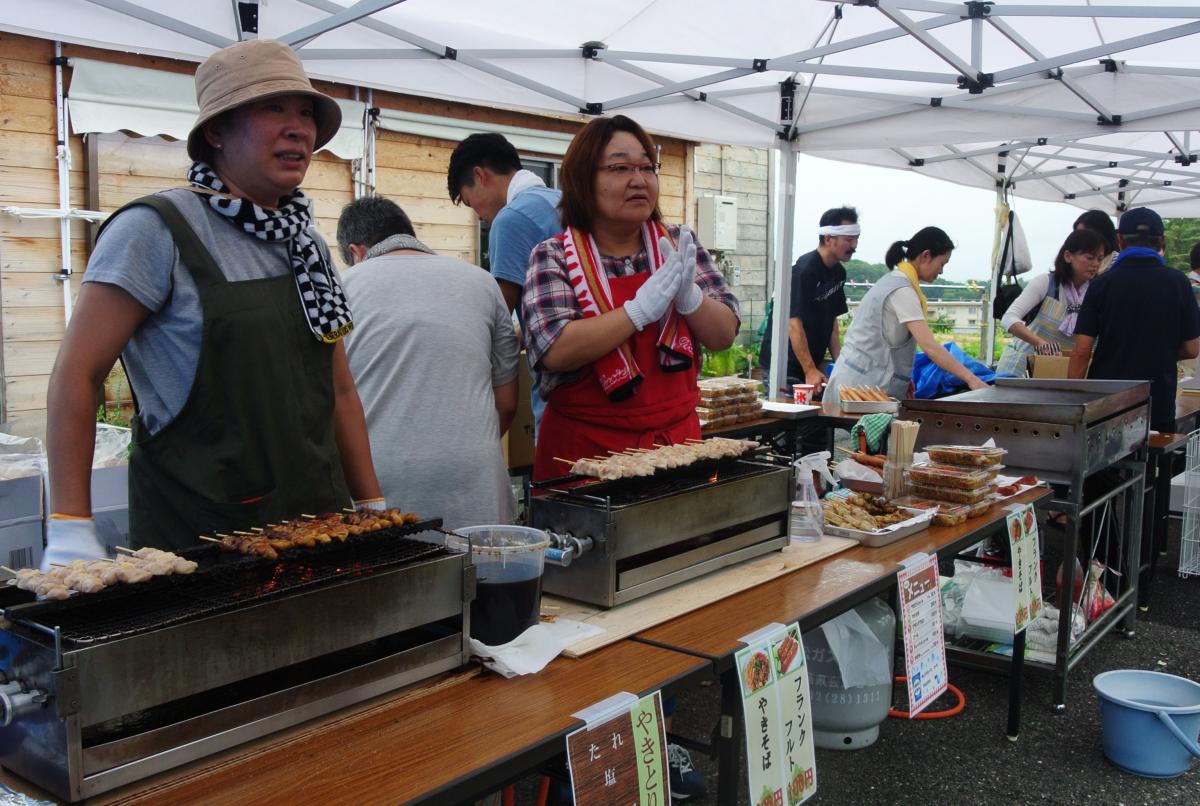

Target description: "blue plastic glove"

left=624, top=251, right=683, bottom=330
left=41, top=516, right=107, bottom=571
left=665, top=230, right=703, bottom=315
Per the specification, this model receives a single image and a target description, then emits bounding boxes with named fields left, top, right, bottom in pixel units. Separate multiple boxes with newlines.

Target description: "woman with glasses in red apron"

left=521, top=115, right=741, bottom=483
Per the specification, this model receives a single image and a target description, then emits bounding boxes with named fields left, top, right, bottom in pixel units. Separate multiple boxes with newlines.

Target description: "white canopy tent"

left=2, top=0, right=1198, bottom=391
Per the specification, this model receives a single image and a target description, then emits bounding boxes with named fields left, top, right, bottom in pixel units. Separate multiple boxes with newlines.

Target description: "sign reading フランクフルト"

left=735, top=622, right=817, bottom=806
left=1006, top=503, right=1044, bottom=634
left=566, top=691, right=670, bottom=804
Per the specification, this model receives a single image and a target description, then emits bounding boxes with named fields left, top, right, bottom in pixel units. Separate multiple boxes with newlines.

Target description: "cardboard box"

left=0, top=516, right=43, bottom=570
left=0, top=473, right=44, bottom=569
left=503, top=353, right=535, bottom=471
left=1028, top=353, right=1072, bottom=379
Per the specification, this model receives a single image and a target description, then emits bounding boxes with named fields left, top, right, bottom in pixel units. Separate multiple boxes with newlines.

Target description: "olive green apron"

left=105, top=194, right=351, bottom=550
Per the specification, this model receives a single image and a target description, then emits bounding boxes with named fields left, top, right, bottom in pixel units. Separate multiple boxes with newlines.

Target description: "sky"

left=791, top=154, right=1090, bottom=284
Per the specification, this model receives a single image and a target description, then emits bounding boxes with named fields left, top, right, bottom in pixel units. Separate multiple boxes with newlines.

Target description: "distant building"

left=845, top=299, right=985, bottom=335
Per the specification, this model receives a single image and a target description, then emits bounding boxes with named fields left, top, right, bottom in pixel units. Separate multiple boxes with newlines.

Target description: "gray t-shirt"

left=83, top=188, right=333, bottom=434
left=341, top=252, right=520, bottom=529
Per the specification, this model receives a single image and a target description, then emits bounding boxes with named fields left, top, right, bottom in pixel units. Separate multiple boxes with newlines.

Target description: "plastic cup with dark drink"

left=446, top=525, right=550, bottom=646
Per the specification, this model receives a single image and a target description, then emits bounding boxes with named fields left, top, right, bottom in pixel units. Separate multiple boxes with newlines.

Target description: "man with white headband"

left=759, top=206, right=858, bottom=394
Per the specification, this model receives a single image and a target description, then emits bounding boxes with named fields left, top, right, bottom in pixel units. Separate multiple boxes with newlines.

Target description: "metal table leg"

left=716, top=666, right=743, bottom=805
left=1007, top=628, right=1025, bottom=740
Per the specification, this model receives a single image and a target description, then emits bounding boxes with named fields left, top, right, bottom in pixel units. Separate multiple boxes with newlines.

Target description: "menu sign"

left=897, top=553, right=948, bottom=717
left=1006, top=503, right=1044, bottom=633
left=735, top=622, right=817, bottom=806
left=566, top=691, right=670, bottom=805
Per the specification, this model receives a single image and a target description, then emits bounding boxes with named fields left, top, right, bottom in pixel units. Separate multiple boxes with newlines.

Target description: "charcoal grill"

left=901, top=378, right=1149, bottom=709
left=0, top=519, right=473, bottom=802
left=531, top=456, right=792, bottom=608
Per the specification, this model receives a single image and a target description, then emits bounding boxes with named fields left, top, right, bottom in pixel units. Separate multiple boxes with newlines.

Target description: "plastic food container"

left=908, top=481, right=997, bottom=505
left=907, top=462, right=1002, bottom=491
left=923, top=445, right=1007, bottom=468
left=447, top=525, right=550, bottom=646
left=891, top=496, right=970, bottom=526
left=967, top=498, right=993, bottom=518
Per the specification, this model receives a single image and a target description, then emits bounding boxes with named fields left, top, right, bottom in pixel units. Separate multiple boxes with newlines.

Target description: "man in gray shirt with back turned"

left=337, top=196, right=519, bottom=529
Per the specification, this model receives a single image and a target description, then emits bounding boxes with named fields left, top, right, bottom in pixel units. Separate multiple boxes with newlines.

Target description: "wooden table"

left=1175, top=394, right=1200, bottom=434
left=634, top=488, right=1051, bottom=804
left=2, top=641, right=707, bottom=806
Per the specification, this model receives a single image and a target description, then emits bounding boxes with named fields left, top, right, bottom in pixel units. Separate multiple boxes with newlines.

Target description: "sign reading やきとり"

left=735, top=622, right=817, bottom=806
left=566, top=691, right=670, bottom=804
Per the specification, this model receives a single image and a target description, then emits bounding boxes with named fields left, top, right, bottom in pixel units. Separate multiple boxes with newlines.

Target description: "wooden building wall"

left=0, top=32, right=695, bottom=440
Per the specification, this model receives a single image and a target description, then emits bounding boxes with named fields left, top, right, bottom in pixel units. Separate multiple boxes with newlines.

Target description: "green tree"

left=1164, top=218, right=1200, bottom=271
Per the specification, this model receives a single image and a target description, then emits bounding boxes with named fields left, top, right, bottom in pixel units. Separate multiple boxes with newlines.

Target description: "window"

left=479, top=157, right=558, bottom=271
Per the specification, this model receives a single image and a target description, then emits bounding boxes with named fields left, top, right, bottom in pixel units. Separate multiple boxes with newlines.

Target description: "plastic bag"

left=912, top=342, right=1003, bottom=398
left=93, top=424, right=131, bottom=467
left=0, top=432, right=45, bottom=480
left=1082, top=560, right=1116, bottom=623
left=833, top=458, right=882, bottom=484
left=819, top=603, right=892, bottom=688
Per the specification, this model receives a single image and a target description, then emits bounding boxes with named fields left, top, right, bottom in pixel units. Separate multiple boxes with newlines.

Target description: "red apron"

left=533, top=272, right=701, bottom=481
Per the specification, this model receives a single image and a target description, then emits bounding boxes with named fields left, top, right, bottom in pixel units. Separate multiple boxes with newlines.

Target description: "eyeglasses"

left=600, top=162, right=661, bottom=178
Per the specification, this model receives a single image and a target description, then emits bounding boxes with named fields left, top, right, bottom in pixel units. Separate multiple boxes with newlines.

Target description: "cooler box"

left=0, top=473, right=45, bottom=570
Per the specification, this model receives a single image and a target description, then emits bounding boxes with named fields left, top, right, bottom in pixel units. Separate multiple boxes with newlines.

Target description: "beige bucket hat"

left=187, top=39, right=342, bottom=161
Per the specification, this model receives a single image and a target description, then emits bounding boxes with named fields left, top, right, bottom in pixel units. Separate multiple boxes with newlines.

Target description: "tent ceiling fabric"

left=3, top=0, right=1200, bottom=212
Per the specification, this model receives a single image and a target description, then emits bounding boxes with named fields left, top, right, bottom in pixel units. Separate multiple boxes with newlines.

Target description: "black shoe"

left=667, top=743, right=706, bottom=800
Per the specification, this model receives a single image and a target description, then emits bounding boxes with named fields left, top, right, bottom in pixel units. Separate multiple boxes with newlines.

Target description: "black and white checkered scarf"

left=187, top=161, right=353, bottom=343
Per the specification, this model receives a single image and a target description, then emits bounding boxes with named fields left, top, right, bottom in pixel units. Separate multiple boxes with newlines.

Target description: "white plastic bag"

left=93, top=424, right=131, bottom=467
left=819, top=607, right=892, bottom=688
left=0, top=432, right=45, bottom=480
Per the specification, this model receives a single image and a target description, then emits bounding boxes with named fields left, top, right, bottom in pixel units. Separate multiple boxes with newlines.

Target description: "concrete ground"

left=513, top=517, right=1200, bottom=805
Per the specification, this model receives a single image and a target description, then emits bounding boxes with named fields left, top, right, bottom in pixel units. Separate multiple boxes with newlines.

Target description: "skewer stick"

left=233, top=530, right=255, bottom=536
left=342, top=507, right=356, bottom=513
left=50, top=563, right=67, bottom=568
left=198, top=536, right=222, bottom=544
left=553, top=456, right=575, bottom=465
left=300, top=514, right=317, bottom=519
left=250, top=527, right=264, bottom=533
left=0, top=565, right=16, bottom=574
left=114, top=545, right=137, bottom=554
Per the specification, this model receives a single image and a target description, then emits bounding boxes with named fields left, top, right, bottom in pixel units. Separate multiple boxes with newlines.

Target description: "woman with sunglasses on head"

left=825, top=226, right=988, bottom=404
left=995, top=228, right=1105, bottom=377
left=43, top=40, right=383, bottom=569
left=522, top=115, right=739, bottom=483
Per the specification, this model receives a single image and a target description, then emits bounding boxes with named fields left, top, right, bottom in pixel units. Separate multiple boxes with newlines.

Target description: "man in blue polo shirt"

left=1070, top=207, right=1200, bottom=432
left=448, top=133, right=562, bottom=437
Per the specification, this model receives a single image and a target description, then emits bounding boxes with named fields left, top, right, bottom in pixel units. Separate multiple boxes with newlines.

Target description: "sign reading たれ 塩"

left=566, top=691, right=670, bottom=804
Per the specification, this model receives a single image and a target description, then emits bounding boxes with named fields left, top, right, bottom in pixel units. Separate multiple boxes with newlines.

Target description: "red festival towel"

left=562, top=221, right=694, bottom=401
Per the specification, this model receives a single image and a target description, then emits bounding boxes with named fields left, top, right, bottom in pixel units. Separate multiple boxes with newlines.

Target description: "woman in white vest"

left=826, top=227, right=987, bottom=404
left=995, top=228, right=1105, bottom=377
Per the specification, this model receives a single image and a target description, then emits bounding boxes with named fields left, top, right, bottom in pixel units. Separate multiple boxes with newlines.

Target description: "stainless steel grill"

left=532, top=456, right=792, bottom=608
left=0, top=518, right=473, bottom=802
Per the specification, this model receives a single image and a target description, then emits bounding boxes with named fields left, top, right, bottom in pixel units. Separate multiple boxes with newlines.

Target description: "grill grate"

left=9, top=522, right=448, bottom=645
left=536, top=457, right=779, bottom=508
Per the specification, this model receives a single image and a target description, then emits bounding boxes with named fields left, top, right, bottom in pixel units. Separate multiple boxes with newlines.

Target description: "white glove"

left=355, top=497, right=387, bottom=512
left=41, top=516, right=108, bottom=571
left=666, top=230, right=704, bottom=315
left=624, top=251, right=683, bottom=331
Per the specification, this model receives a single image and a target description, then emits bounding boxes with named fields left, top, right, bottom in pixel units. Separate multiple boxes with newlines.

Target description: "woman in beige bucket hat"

left=43, top=39, right=384, bottom=566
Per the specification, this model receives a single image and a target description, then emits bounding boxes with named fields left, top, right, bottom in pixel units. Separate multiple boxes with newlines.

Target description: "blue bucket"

left=1093, top=670, right=1200, bottom=778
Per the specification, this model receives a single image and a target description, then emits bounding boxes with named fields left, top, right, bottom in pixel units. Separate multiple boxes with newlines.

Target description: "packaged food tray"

left=907, top=481, right=997, bottom=505
left=966, top=498, right=993, bottom=518
left=891, top=496, right=971, bottom=526
left=923, top=445, right=1007, bottom=468
left=906, top=462, right=1001, bottom=491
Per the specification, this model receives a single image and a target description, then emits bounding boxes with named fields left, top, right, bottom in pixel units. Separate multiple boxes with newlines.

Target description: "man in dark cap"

left=1070, top=207, right=1200, bottom=431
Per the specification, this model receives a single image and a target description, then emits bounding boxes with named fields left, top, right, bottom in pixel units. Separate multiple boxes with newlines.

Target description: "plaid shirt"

left=522, top=223, right=740, bottom=398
